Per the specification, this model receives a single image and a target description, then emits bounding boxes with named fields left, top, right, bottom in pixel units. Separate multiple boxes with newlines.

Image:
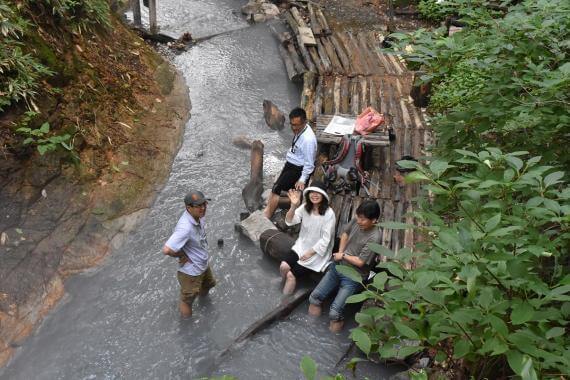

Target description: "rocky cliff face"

left=0, top=10, right=190, bottom=366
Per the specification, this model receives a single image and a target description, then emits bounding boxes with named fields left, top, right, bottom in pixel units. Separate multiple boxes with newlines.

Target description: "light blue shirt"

left=165, top=211, right=209, bottom=276
left=285, top=124, right=317, bottom=183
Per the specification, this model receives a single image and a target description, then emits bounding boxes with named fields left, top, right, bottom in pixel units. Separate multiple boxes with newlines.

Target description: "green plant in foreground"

left=17, top=121, right=75, bottom=156
left=343, top=149, right=569, bottom=379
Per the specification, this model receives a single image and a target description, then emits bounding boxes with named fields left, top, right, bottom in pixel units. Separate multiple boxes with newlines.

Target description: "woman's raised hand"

left=287, top=189, right=301, bottom=207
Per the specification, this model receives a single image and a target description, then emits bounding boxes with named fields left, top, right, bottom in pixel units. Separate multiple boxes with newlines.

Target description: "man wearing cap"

left=162, top=190, right=216, bottom=318
left=263, top=107, right=317, bottom=219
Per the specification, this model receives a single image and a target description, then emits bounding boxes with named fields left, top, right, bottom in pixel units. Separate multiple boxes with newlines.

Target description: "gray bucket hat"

left=184, top=190, right=211, bottom=206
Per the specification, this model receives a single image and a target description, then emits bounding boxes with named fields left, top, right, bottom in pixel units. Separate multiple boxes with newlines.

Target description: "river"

left=0, top=0, right=400, bottom=378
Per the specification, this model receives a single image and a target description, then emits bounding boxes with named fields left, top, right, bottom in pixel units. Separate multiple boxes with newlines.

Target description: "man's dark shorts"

left=272, top=161, right=303, bottom=195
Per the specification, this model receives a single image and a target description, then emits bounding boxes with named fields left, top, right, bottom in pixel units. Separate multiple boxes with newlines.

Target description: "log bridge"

left=275, top=4, right=434, bottom=266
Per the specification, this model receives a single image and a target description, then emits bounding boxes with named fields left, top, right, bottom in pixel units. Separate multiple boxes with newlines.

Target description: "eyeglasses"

left=188, top=203, right=207, bottom=209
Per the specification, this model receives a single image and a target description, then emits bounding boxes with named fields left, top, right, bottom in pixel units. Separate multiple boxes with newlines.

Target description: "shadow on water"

left=1, top=1, right=402, bottom=379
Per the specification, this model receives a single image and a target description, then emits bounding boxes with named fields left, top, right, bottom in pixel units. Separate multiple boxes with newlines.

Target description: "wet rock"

left=237, top=211, right=277, bottom=242
left=232, top=135, right=253, bottom=149
left=241, top=0, right=280, bottom=23
left=263, top=100, right=285, bottom=131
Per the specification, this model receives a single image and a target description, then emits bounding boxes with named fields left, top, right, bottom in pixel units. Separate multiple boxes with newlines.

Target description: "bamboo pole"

left=148, top=0, right=157, bottom=34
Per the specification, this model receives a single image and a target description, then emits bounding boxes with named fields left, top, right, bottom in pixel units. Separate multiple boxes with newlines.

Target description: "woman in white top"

left=280, top=181, right=336, bottom=294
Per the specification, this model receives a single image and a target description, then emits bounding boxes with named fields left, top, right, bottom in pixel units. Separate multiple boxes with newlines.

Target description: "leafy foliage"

left=351, top=150, right=569, bottom=378
left=417, top=0, right=448, bottom=22
left=16, top=120, right=76, bottom=158
left=389, top=0, right=570, bottom=168
left=30, top=0, right=112, bottom=33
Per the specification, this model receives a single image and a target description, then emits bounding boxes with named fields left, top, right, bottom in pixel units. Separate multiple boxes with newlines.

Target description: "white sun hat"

left=303, top=180, right=329, bottom=201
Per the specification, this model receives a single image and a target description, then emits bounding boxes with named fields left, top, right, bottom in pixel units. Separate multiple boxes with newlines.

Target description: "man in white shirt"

left=263, top=107, right=317, bottom=219
left=162, top=191, right=216, bottom=318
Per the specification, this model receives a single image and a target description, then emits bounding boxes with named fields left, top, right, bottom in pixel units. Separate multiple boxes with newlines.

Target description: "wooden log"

left=329, top=34, right=353, bottom=76
left=242, top=140, right=264, bottom=212
left=148, top=0, right=157, bottom=34
left=291, top=6, right=308, bottom=28
left=336, top=32, right=364, bottom=76
left=333, top=76, right=341, bottom=114
left=392, top=200, right=404, bottom=252
left=301, top=71, right=317, bottom=121
left=340, top=77, right=350, bottom=113
left=323, top=76, right=335, bottom=115
left=369, top=77, right=378, bottom=111
left=308, top=3, right=322, bottom=36
left=217, top=288, right=311, bottom=361
left=286, top=41, right=308, bottom=75
left=315, top=6, right=331, bottom=35
left=307, top=46, right=325, bottom=75
left=295, top=35, right=317, bottom=73
left=131, top=0, right=142, bottom=26
left=330, top=194, right=344, bottom=231
left=313, top=76, right=324, bottom=118
left=381, top=200, right=395, bottom=248
left=284, top=10, right=301, bottom=36
left=347, top=32, right=371, bottom=75
left=321, top=37, right=344, bottom=74
left=367, top=167, right=381, bottom=198
left=357, top=32, right=378, bottom=75
left=316, top=40, right=332, bottom=74
left=276, top=31, right=293, bottom=45
left=299, top=27, right=317, bottom=46
left=278, top=44, right=302, bottom=82
left=350, top=78, right=360, bottom=115
left=360, top=76, right=369, bottom=109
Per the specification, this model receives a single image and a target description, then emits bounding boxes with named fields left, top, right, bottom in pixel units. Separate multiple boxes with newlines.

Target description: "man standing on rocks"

left=264, top=107, right=317, bottom=219
left=162, top=191, right=216, bottom=318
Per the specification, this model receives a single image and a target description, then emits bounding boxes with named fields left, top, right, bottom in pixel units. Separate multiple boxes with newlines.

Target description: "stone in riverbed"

left=263, top=100, right=285, bottom=131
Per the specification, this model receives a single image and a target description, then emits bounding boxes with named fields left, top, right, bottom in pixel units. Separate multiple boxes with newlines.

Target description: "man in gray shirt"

left=162, top=191, right=216, bottom=318
left=308, top=200, right=381, bottom=332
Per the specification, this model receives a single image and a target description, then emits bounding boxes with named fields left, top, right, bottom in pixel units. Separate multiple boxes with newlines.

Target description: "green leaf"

left=378, top=262, right=404, bottom=280
left=37, top=145, right=49, bottom=155
left=23, top=137, right=34, bottom=145
left=453, top=339, right=470, bottom=359
left=489, top=226, right=522, bottom=237
left=346, top=293, right=370, bottom=304
left=368, top=243, right=395, bottom=258
left=543, top=171, right=564, bottom=188
left=505, top=155, right=523, bottom=171
left=506, top=350, right=524, bottom=374
left=335, top=264, right=362, bottom=283
left=352, top=329, right=372, bottom=355
left=405, top=171, right=430, bottom=183
left=300, top=356, right=317, bottom=380
left=394, top=322, right=419, bottom=339
left=372, top=272, right=388, bottom=290
left=520, top=355, right=538, bottom=380
left=511, top=303, right=534, bottom=325
left=39, top=122, right=50, bottom=134
left=396, top=345, right=422, bottom=359
left=419, top=288, right=444, bottom=306
left=484, top=214, right=501, bottom=232
left=487, top=315, right=508, bottom=337
left=429, top=160, right=452, bottom=177
left=545, top=327, right=565, bottom=340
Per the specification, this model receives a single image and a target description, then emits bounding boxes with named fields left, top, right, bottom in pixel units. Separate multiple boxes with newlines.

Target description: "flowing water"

left=1, top=1, right=401, bottom=378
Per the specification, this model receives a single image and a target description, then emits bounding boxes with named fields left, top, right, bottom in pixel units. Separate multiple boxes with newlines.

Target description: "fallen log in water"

left=242, top=140, right=264, bottom=212
left=217, top=288, right=311, bottom=361
left=278, top=44, right=303, bottom=82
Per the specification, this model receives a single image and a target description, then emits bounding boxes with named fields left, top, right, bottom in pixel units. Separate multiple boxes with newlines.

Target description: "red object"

left=354, top=107, right=385, bottom=135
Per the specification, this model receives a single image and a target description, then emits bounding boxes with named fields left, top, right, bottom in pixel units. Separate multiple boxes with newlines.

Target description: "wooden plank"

left=284, top=10, right=301, bottom=36
left=336, top=32, right=364, bottom=76
left=295, top=36, right=317, bottom=73
left=313, top=76, right=324, bottom=119
left=286, top=42, right=308, bottom=75
left=321, top=37, right=344, bottom=74
left=299, top=26, right=317, bottom=46
left=315, top=6, right=331, bottom=35
left=330, top=193, right=344, bottom=232
left=306, top=44, right=325, bottom=75
left=357, top=32, right=379, bottom=75
left=392, top=200, right=404, bottom=252
left=278, top=44, right=302, bottom=82
left=350, top=78, right=360, bottom=115
left=329, top=34, right=353, bottom=76
left=323, top=76, right=335, bottom=114
left=290, top=7, right=308, bottom=28
left=386, top=53, right=404, bottom=75
left=380, top=143, right=392, bottom=199
left=340, top=77, right=350, bottom=113
left=367, top=168, right=381, bottom=198
left=132, top=0, right=142, bottom=26
left=333, top=76, right=341, bottom=114
left=316, top=39, right=332, bottom=74
left=381, top=200, right=395, bottom=249
left=308, top=3, right=322, bottom=37
left=301, top=71, right=317, bottom=120
left=360, top=76, right=369, bottom=109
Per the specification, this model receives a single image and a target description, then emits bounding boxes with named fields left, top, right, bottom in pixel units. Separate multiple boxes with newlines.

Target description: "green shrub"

left=347, top=150, right=569, bottom=379
left=17, top=120, right=76, bottom=158
left=388, top=0, right=570, bottom=168
left=417, top=0, right=447, bottom=22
